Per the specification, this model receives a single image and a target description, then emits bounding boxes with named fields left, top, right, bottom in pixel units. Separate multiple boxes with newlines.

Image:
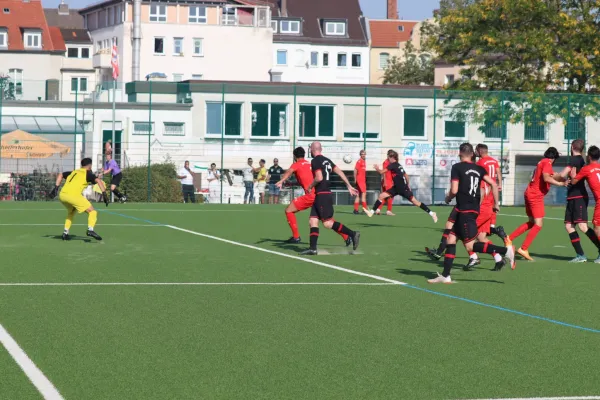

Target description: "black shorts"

left=447, top=206, right=458, bottom=223
left=310, top=193, right=334, bottom=221
left=111, top=173, right=123, bottom=187
left=565, top=197, right=589, bottom=224
left=386, top=185, right=414, bottom=201
left=450, top=211, right=478, bottom=243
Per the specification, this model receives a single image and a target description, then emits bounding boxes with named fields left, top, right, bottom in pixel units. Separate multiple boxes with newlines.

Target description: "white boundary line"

left=166, top=225, right=407, bottom=285
left=0, top=223, right=160, bottom=227
left=0, top=323, right=64, bottom=400
left=0, top=282, right=394, bottom=287
left=459, top=397, right=600, bottom=400
left=498, top=213, right=564, bottom=221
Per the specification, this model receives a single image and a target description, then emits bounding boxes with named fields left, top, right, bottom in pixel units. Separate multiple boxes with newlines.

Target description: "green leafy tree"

left=0, top=74, right=15, bottom=100
left=382, top=41, right=434, bottom=86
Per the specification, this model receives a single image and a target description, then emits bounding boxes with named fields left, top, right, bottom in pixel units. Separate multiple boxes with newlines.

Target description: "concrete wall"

left=0, top=53, right=64, bottom=101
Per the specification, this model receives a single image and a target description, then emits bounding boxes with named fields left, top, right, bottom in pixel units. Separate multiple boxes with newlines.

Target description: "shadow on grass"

left=43, top=234, right=92, bottom=243
left=396, top=268, right=505, bottom=284
left=532, top=253, right=574, bottom=261
left=255, top=238, right=306, bottom=253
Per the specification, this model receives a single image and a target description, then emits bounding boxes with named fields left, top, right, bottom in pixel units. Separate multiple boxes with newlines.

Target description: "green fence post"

left=147, top=81, right=152, bottom=202
left=220, top=83, right=225, bottom=204
left=292, top=84, right=297, bottom=151
left=432, top=88, right=437, bottom=203
left=74, top=85, right=78, bottom=169
left=500, top=91, right=505, bottom=205
left=567, top=93, right=571, bottom=164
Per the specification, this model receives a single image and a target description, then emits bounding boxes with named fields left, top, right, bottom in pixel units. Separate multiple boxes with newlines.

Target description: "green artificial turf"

left=0, top=202, right=599, bottom=399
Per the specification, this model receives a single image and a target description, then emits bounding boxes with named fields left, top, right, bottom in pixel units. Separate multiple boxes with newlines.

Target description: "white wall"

left=0, top=53, right=63, bottom=101
left=272, top=43, right=370, bottom=84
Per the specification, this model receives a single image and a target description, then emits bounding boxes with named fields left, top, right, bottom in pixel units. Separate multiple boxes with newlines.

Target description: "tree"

left=382, top=41, right=434, bottom=86
left=0, top=74, right=15, bottom=100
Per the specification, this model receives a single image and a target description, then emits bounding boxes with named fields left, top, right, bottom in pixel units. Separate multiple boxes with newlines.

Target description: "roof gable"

left=0, top=0, right=61, bottom=51
left=369, top=20, right=418, bottom=48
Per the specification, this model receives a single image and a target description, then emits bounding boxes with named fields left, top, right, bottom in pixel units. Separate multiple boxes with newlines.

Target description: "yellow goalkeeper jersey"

left=60, top=168, right=98, bottom=196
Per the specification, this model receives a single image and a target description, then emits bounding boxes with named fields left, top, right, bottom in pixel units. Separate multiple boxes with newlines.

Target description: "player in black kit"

left=300, top=142, right=361, bottom=255
left=428, top=143, right=515, bottom=284
left=364, top=150, right=438, bottom=223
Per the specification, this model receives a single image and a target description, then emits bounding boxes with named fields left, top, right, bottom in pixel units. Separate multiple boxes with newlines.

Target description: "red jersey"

left=382, top=159, right=393, bottom=187
left=574, top=163, right=600, bottom=201
left=526, top=158, right=554, bottom=198
left=290, top=158, right=314, bottom=193
left=355, top=158, right=366, bottom=184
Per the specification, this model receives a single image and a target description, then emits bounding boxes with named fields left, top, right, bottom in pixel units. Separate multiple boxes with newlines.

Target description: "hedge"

left=108, top=163, right=183, bottom=203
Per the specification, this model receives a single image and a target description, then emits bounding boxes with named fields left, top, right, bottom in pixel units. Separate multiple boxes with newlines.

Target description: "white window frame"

left=322, top=52, right=329, bottom=67
left=24, top=31, right=41, bottom=49
left=337, top=52, right=347, bottom=68
left=0, top=31, right=7, bottom=48
left=133, top=121, right=155, bottom=135
left=221, top=6, right=237, bottom=25
left=192, top=38, right=203, bottom=56
left=164, top=122, right=185, bottom=136
left=154, top=37, right=165, bottom=55
left=444, top=74, right=455, bottom=85
left=149, top=4, right=167, bottom=22
left=172, top=73, right=183, bottom=82
left=402, top=106, right=428, bottom=140
left=298, top=104, right=336, bottom=140
left=173, top=37, right=183, bottom=55
left=192, top=74, right=203, bottom=80
left=325, top=21, right=345, bottom=36
left=251, top=103, right=288, bottom=138
left=271, top=20, right=278, bottom=32
left=342, top=104, right=382, bottom=142
left=276, top=49, right=287, bottom=66
left=294, top=49, right=305, bottom=67
left=280, top=20, right=300, bottom=33
left=67, top=47, right=80, bottom=58
left=351, top=53, right=362, bottom=68
left=398, top=25, right=404, bottom=32
left=206, top=102, right=244, bottom=137
left=310, top=51, right=318, bottom=67
left=442, top=117, right=468, bottom=140
left=189, top=6, right=207, bottom=23
left=81, top=47, right=90, bottom=58
left=9, top=68, right=23, bottom=96
left=379, top=53, right=390, bottom=70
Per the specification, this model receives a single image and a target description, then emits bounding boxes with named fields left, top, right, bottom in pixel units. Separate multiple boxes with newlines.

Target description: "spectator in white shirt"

left=177, top=160, right=196, bottom=203
left=242, top=157, right=256, bottom=204
left=207, top=163, right=221, bottom=203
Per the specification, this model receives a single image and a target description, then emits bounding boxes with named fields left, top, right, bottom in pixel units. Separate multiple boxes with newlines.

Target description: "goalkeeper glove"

left=102, top=191, right=110, bottom=207
left=49, top=186, right=59, bottom=199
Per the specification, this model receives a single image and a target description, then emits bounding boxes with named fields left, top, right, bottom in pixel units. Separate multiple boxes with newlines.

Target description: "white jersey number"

left=469, top=176, right=480, bottom=196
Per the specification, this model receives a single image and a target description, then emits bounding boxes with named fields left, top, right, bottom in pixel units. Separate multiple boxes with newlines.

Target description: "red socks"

left=522, top=225, right=541, bottom=250
left=510, top=221, right=534, bottom=241
left=387, top=198, right=393, bottom=211
left=286, top=212, right=299, bottom=239
left=361, top=201, right=368, bottom=209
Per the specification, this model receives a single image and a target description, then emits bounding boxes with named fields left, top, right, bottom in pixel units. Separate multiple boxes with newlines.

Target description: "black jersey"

left=311, top=155, right=336, bottom=194
left=567, top=155, right=587, bottom=199
left=451, top=161, right=488, bottom=212
left=387, top=162, right=408, bottom=188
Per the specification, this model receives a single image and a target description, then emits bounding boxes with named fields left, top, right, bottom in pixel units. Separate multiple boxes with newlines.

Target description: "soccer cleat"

left=363, top=207, right=374, bottom=218
left=345, top=236, right=352, bottom=247
left=353, top=210, right=360, bottom=215
left=505, top=245, right=516, bottom=270
left=286, top=237, right=301, bottom=244
left=427, top=272, right=452, bottom=284
left=120, top=196, right=128, bottom=203
left=351, top=231, right=361, bottom=251
left=375, top=209, right=381, bottom=215
left=62, top=233, right=71, bottom=241
left=569, top=255, right=587, bottom=263
left=425, top=246, right=442, bottom=260
left=431, top=212, right=438, bottom=223
left=495, top=226, right=509, bottom=243
left=299, top=249, right=318, bottom=256
left=594, top=254, right=600, bottom=264
left=386, top=210, right=395, bottom=216
left=463, top=257, right=481, bottom=271
left=517, top=247, right=534, bottom=261
left=86, top=230, right=103, bottom=241
left=493, top=259, right=506, bottom=271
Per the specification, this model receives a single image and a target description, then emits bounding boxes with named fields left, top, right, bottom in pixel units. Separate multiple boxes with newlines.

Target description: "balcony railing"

left=217, top=5, right=270, bottom=28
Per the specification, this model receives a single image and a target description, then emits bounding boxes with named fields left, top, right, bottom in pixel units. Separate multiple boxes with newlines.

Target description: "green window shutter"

left=404, top=108, right=425, bottom=137
left=444, top=121, right=465, bottom=138
left=300, top=105, right=316, bottom=137
left=225, top=103, right=241, bottom=136
left=318, top=106, right=334, bottom=137
left=564, top=115, right=585, bottom=141
left=523, top=110, right=546, bottom=141
left=252, top=104, right=269, bottom=137
left=270, top=103, right=287, bottom=137
left=71, top=78, right=78, bottom=92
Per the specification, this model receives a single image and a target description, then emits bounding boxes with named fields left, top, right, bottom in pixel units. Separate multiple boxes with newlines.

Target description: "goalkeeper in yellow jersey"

left=49, top=158, right=109, bottom=241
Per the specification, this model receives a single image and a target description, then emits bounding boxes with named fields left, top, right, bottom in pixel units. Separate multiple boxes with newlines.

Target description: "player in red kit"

left=376, top=150, right=395, bottom=215
left=353, top=150, right=368, bottom=214
left=276, top=147, right=351, bottom=246
left=568, top=145, right=600, bottom=263
left=476, top=144, right=503, bottom=236
left=507, top=147, right=566, bottom=261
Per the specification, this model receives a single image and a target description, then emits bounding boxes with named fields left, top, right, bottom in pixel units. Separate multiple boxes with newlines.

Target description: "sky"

left=42, top=0, right=440, bottom=21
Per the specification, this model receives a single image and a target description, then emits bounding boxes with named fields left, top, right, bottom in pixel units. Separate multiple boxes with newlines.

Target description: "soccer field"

left=1, top=202, right=599, bottom=400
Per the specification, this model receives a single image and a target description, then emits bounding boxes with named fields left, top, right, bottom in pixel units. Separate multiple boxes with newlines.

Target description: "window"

left=149, top=4, right=166, bottom=22
left=172, top=74, right=183, bottom=82
left=81, top=48, right=90, bottom=58
left=299, top=105, right=335, bottom=138
left=310, top=51, right=318, bottom=67
left=193, top=38, right=203, bottom=56
left=398, top=25, right=404, bottom=32
left=189, top=6, right=207, bottom=23
left=351, top=53, right=361, bottom=67
left=24, top=31, right=41, bottom=49
left=444, top=120, right=466, bottom=139
left=222, top=6, right=237, bottom=25
left=133, top=122, right=154, bottom=135
left=295, top=49, right=305, bottom=67
left=565, top=114, right=586, bottom=141
left=164, top=122, right=185, bottom=136
left=109, top=6, right=115, bottom=25
left=325, top=21, right=345, bottom=35
left=523, top=109, right=547, bottom=141
left=343, top=105, right=381, bottom=140
left=271, top=20, right=278, bottom=32
left=482, top=110, right=507, bottom=139
left=0, top=31, right=6, bottom=48
left=116, top=5, right=122, bottom=22
left=280, top=20, right=300, bottom=33
left=173, top=37, right=183, bottom=54
left=337, top=53, right=347, bottom=67
left=323, top=52, right=329, bottom=67
left=154, top=37, right=164, bottom=54
left=206, top=102, right=242, bottom=136
left=445, top=74, right=455, bottom=85
left=379, top=53, right=389, bottom=69
left=251, top=103, right=287, bottom=137
left=192, top=74, right=203, bottom=80
left=3, top=7, right=9, bottom=13
left=9, top=68, right=23, bottom=96
left=403, top=108, right=426, bottom=137
left=276, top=50, right=287, bottom=65
left=70, top=77, right=88, bottom=92
left=67, top=48, right=79, bottom=58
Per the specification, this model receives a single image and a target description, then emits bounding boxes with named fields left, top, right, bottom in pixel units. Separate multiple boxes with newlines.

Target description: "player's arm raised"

left=373, top=164, right=386, bottom=175
left=483, top=174, right=500, bottom=211
left=276, top=167, right=295, bottom=189
left=333, top=165, right=358, bottom=196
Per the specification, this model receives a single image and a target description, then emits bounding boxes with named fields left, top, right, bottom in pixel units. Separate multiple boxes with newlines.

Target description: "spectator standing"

left=267, top=158, right=284, bottom=204
left=207, top=163, right=221, bottom=203
left=243, top=158, right=255, bottom=204
left=177, top=161, right=196, bottom=203
left=256, top=159, right=268, bottom=204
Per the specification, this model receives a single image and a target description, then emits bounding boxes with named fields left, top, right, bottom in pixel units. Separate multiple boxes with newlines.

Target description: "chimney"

left=387, top=0, right=398, bottom=20
left=58, top=0, right=69, bottom=15
left=281, top=0, right=287, bottom=17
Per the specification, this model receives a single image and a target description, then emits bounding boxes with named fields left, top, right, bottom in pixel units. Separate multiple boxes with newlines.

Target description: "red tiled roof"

left=0, top=0, right=62, bottom=51
left=369, top=20, right=418, bottom=48
left=49, top=26, right=65, bottom=51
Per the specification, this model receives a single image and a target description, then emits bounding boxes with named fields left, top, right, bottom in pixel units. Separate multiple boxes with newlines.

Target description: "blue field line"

left=106, top=209, right=600, bottom=334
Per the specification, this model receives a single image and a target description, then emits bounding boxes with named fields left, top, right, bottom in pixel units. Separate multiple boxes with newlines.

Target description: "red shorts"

left=293, top=192, right=316, bottom=212
left=357, top=181, right=366, bottom=194
left=525, top=194, right=545, bottom=219
left=593, top=204, right=600, bottom=226
left=477, top=202, right=494, bottom=235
